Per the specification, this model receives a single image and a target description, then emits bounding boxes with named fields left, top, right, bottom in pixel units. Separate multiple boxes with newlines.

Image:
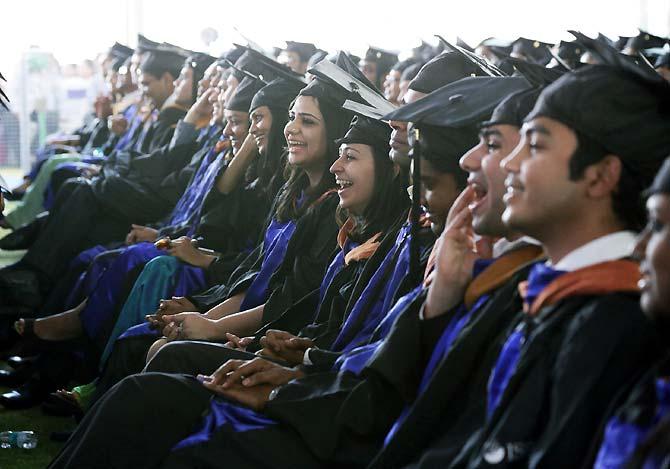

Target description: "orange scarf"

left=520, top=259, right=641, bottom=316
left=337, top=218, right=383, bottom=265
left=463, top=244, right=546, bottom=309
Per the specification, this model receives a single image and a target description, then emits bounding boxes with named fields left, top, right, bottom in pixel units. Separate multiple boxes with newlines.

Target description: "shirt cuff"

left=303, top=348, right=314, bottom=366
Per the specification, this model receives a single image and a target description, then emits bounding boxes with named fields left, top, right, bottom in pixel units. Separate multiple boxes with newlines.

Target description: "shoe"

left=0, top=380, right=51, bottom=410
left=0, top=365, right=34, bottom=387
left=0, top=212, right=48, bottom=250
left=6, top=355, right=38, bottom=370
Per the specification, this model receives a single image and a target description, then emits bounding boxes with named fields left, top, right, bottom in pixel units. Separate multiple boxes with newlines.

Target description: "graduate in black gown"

left=0, top=47, right=191, bottom=307
left=86, top=59, right=358, bottom=402
left=46, top=70, right=517, bottom=469
left=591, top=157, right=670, bottom=469
left=451, top=47, right=670, bottom=469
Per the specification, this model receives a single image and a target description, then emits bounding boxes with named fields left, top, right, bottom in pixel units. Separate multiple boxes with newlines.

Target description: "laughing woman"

left=87, top=67, right=357, bottom=402
left=48, top=113, right=410, bottom=469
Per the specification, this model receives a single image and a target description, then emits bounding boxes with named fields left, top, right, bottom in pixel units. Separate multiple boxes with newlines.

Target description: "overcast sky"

left=1, top=0, right=669, bottom=78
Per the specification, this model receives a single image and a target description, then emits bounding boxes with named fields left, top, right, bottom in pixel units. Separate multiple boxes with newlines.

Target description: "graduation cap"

left=226, top=76, right=265, bottom=113
left=437, top=35, right=507, bottom=77
left=596, top=33, right=615, bottom=47
left=306, top=49, right=328, bottom=69
left=284, top=41, right=318, bottom=63
left=140, top=46, right=188, bottom=79
left=390, top=58, right=417, bottom=73
left=230, top=45, right=307, bottom=85
left=400, top=62, right=423, bottom=82
left=412, top=41, right=436, bottom=62
left=109, top=43, right=134, bottom=71
left=625, top=29, right=669, bottom=53
left=218, top=46, right=245, bottom=67
left=554, top=41, right=584, bottom=67
left=0, top=173, right=11, bottom=196
left=136, top=34, right=160, bottom=53
left=385, top=76, right=529, bottom=127
left=363, top=46, right=399, bottom=84
left=408, top=51, right=490, bottom=95
left=615, top=35, right=633, bottom=50
left=477, top=37, right=514, bottom=62
left=569, top=31, right=658, bottom=79
left=526, top=59, right=670, bottom=189
left=481, top=87, right=542, bottom=128
left=511, top=37, right=554, bottom=65
left=336, top=115, right=392, bottom=152
left=505, top=57, right=565, bottom=87
left=456, top=37, right=475, bottom=53
left=307, top=56, right=394, bottom=120
left=250, top=77, right=305, bottom=113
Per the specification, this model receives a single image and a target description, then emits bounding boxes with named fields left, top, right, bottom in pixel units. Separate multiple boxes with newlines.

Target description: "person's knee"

left=145, top=341, right=187, bottom=373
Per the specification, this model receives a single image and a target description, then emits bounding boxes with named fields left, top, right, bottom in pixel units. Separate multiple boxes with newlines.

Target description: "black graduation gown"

left=365, top=264, right=533, bottom=468
left=17, top=108, right=189, bottom=282
left=452, top=293, right=661, bottom=469
left=91, top=193, right=341, bottom=402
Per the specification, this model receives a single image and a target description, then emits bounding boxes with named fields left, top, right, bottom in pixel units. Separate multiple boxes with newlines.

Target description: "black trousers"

left=49, top=372, right=323, bottom=469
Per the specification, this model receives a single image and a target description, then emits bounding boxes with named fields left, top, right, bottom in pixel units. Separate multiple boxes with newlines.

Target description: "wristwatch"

left=268, top=387, right=279, bottom=401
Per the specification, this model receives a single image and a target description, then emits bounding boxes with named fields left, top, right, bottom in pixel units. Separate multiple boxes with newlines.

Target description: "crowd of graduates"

left=0, top=27, right=669, bottom=468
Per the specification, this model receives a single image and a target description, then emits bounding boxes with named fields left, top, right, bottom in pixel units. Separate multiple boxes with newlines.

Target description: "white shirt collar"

left=492, top=236, right=541, bottom=258
left=550, top=231, right=637, bottom=272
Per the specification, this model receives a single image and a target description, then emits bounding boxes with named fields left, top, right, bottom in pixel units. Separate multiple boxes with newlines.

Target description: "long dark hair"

left=246, top=106, right=290, bottom=201
left=275, top=97, right=349, bottom=222
left=336, top=143, right=410, bottom=243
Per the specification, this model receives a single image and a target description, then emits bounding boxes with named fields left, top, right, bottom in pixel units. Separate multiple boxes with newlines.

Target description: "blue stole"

left=486, top=263, right=566, bottom=419
left=238, top=217, right=298, bottom=311
left=331, top=223, right=412, bottom=353
left=384, top=259, right=495, bottom=445
left=594, top=379, right=670, bottom=469
left=167, top=136, right=228, bottom=231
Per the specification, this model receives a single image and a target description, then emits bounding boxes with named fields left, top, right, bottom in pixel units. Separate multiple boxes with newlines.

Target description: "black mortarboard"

left=226, top=76, right=264, bottom=113
left=625, top=29, right=669, bottom=53
left=229, top=51, right=263, bottom=82
left=408, top=51, right=487, bottom=94
left=231, top=46, right=307, bottom=85
left=136, top=34, right=160, bottom=53
left=271, top=47, right=283, bottom=59
left=391, top=58, right=417, bottom=73
left=303, top=51, right=381, bottom=109
left=569, top=31, right=658, bottom=77
left=307, top=56, right=393, bottom=120
left=505, top=57, right=565, bottom=87
left=481, top=87, right=542, bottom=128
left=285, top=41, right=318, bottom=63
left=386, top=76, right=530, bottom=128
left=219, top=46, right=245, bottom=67
left=336, top=115, right=391, bottom=151
left=646, top=157, right=670, bottom=196
left=555, top=41, right=584, bottom=66
left=364, top=47, right=399, bottom=67
left=364, top=46, right=399, bottom=84
left=307, top=50, right=328, bottom=69
left=186, top=52, right=216, bottom=78
left=511, top=37, right=554, bottom=65
left=615, top=36, right=633, bottom=50
left=526, top=64, right=670, bottom=187
left=456, top=37, right=475, bottom=53
left=250, top=77, right=304, bottom=113
left=111, top=43, right=134, bottom=60
left=437, top=36, right=507, bottom=77
left=401, top=62, right=423, bottom=82
left=140, top=47, right=188, bottom=79
left=596, top=33, right=615, bottom=47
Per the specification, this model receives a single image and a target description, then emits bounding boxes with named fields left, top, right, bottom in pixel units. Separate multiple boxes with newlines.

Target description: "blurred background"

left=0, top=0, right=668, bottom=180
